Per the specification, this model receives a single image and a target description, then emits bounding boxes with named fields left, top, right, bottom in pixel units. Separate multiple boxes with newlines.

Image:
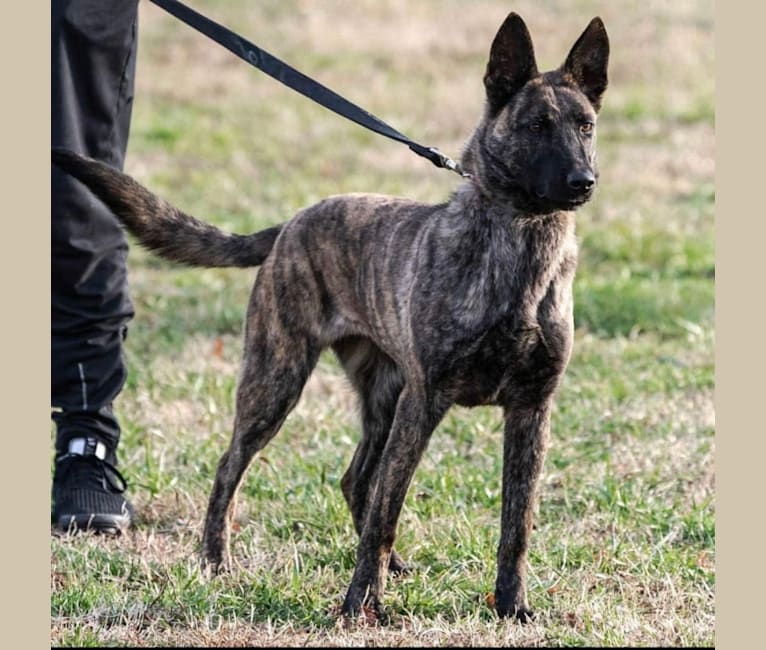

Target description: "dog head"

left=462, top=14, right=609, bottom=213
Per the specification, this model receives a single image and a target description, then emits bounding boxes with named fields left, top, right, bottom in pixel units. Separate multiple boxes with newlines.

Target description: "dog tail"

left=52, top=148, right=282, bottom=268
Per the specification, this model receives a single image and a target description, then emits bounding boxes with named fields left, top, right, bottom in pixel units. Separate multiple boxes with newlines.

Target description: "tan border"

left=716, top=1, right=759, bottom=648
left=5, top=1, right=49, bottom=648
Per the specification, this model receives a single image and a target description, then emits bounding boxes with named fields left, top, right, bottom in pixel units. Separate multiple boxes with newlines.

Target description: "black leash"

left=149, top=0, right=468, bottom=178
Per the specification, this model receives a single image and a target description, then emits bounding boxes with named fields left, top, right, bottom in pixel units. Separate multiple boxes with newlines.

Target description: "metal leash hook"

left=427, top=147, right=471, bottom=179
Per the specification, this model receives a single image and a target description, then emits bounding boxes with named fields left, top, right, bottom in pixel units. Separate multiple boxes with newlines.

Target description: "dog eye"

left=529, top=121, right=543, bottom=133
left=579, top=122, right=594, bottom=135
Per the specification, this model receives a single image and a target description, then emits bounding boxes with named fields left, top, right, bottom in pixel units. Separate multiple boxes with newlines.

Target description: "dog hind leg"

left=334, top=338, right=409, bottom=573
left=202, top=325, right=320, bottom=574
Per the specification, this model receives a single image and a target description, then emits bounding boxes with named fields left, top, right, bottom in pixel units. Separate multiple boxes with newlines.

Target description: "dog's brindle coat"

left=52, top=13, right=608, bottom=621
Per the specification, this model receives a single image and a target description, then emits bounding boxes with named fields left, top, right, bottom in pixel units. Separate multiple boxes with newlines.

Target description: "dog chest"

left=439, top=307, right=571, bottom=408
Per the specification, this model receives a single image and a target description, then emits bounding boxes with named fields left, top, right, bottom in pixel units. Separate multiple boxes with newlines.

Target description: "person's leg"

left=51, top=0, right=139, bottom=533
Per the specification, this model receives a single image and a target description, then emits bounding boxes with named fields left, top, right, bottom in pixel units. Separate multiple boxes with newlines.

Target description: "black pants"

left=52, top=0, right=139, bottom=457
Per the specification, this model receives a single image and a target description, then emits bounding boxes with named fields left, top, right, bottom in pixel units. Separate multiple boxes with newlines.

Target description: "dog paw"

left=337, top=603, right=387, bottom=627
left=512, top=606, right=535, bottom=623
left=199, top=555, right=227, bottom=579
left=388, top=549, right=412, bottom=575
left=492, top=589, right=534, bottom=623
left=494, top=600, right=534, bottom=623
left=341, top=588, right=387, bottom=625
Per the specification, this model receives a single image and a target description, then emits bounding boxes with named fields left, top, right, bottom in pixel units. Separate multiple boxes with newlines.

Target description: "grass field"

left=50, top=0, right=715, bottom=646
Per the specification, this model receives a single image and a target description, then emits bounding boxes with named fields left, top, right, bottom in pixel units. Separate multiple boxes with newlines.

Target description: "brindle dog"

left=52, top=13, right=609, bottom=621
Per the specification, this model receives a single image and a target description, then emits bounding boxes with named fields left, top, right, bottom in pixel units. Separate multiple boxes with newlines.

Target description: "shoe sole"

left=54, top=513, right=131, bottom=535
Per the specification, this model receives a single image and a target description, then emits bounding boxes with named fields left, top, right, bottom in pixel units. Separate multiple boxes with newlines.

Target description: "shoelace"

left=56, top=453, right=129, bottom=494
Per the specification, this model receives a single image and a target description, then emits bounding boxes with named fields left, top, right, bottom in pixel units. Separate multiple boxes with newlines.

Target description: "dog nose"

left=566, top=170, right=595, bottom=192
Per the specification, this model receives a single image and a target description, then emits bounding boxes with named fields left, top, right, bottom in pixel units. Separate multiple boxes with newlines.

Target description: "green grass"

left=51, top=0, right=714, bottom=646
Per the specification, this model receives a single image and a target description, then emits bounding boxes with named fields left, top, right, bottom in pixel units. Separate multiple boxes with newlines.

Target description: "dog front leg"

left=341, top=387, right=444, bottom=619
left=494, top=404, right=552, bottom=622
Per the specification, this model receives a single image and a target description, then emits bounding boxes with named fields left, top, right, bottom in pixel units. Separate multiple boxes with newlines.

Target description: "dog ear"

left=484, top=13, right=538, bottom=115
left=562, top=17, right=610, bottom=111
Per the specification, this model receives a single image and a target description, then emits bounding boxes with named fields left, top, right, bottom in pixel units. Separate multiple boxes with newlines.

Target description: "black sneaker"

left=51, top=437, right=133, bottom=534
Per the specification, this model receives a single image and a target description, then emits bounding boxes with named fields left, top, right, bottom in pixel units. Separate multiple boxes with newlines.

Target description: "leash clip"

left=427, top=147, right=471, bottom=179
